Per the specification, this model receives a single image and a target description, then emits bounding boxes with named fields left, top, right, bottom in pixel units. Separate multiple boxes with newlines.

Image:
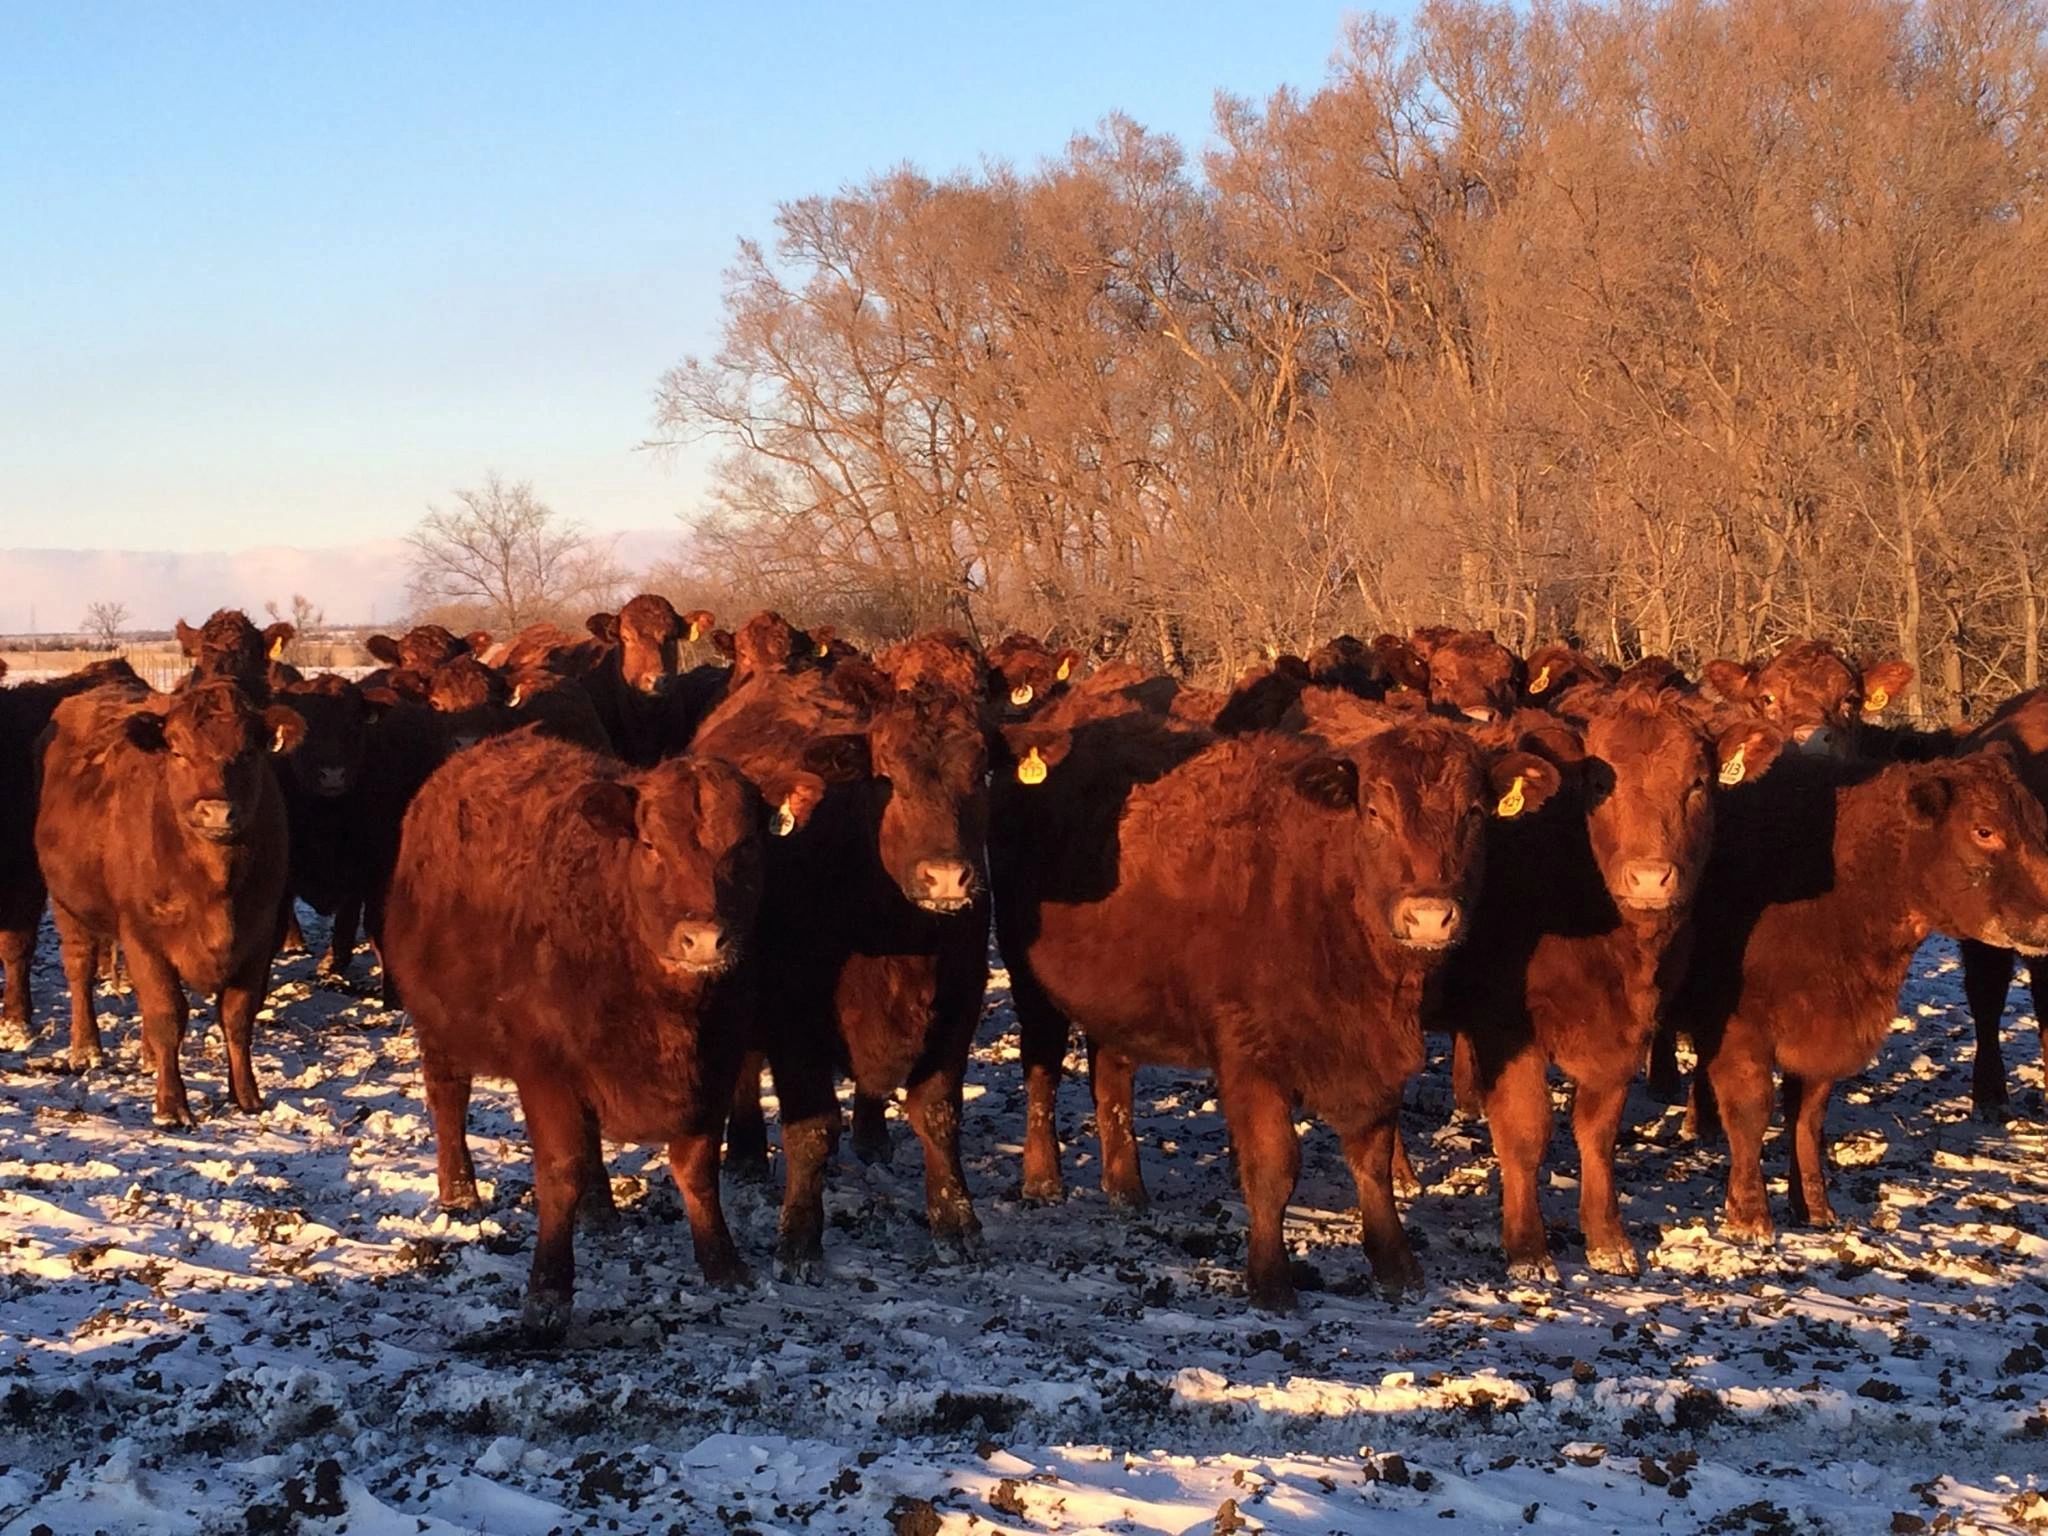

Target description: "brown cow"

left=1672, top=748, right=2048, bottom=1241
left=1409, top=627, right=1523, bottom=722
left=692, top=652, right=993, bottom=1277
left=175, top=610, right=293, bottom=699
left=382, top=735, right=795, bottom=1339
left=1438, top=690, right=1782, bottom=1277
left=985, top=634, right=1082, bottom=719
left=1702, top=639, right=1915, bottom=757
left=273, top=674, right=386, bottom=979
left=997, top=706, right=1560, bottom=1309
left=35, top=681, right=303, bottom=1124
left=1521, top=643, right=1618, bottom=707
left=0, top=657, right=140, bottom=1041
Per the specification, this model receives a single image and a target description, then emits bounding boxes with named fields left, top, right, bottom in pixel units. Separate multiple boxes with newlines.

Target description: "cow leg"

left=1089, top=1043, right=1148, bottom=1211
left=1338, top=1112, right=1423, bottom=1297
left=770, top=1054, right=840, bottom=1282
left=276, top=900, right=305, bottom=955
left=1684, top=1067, right=1724, bottom=1144
left=325, top=895, right=361, bottom=979
left=905, top=1068, right=982, bottom=1260
left=216, top=960, right=270, bottom=1113
left=514, top=1074, right=590, bottom=1341
left=1961, top=939, right=2017, bottom=1121
left=1705, top=1027, right=1775, bottom=1245
left=575, top=1108, right=619, bottom=1232
left=1389, top=1127, right=1420, bottom=1199
left=125, top=944, right=193, bottom=1129
left=1573, top=1074, right=1638, bottom=1275
left=723, top=1051, right=770, bottom=1182
left=0, top=923, right=34, bottom=1045
left=423, top=1066, right=482, bottom=1213
left=1451, top=1033, right=1485, bottom=1120
left=53, top=905, right=103, bottom=1070
left=850, top=1091, right=893, bottom=1165
left=2031, top=960, right=2048, bottom=1079
left=1783, top=1074, right=1839, bottom=1229
left=1646, top=1022, right=1685, bottom=1105
left=1218, top=1067, right=1302, bottom=1312
left=1014, top=969, right=1069, bottom=1204
left=1484, top=1047, right=1555, bottom=1282
left=667, top=1129, right=747, bottom=1288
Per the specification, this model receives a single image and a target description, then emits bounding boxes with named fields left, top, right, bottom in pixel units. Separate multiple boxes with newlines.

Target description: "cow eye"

left=1759, top=691, right=1776, bottom=707
left=1973, top=825, right=2003, bottom=848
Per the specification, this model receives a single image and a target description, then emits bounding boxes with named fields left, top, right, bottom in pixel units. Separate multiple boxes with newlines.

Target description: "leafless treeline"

left=655, top=0, right=2048, bottom=720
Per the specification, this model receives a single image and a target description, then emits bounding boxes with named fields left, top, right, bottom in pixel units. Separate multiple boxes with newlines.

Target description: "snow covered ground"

left=2, top=921, right=2045, bottom=1535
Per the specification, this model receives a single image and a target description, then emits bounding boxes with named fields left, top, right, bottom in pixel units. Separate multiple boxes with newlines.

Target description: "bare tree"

left=405, top=474, right=623, bottom=632
left=81, top=601, right=128, bottom=650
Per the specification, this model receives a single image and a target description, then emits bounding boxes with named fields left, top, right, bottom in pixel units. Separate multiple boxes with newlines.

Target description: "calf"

left=382, top=736, right=785, bottom=1339
left=692, top=653, right=993, bottom=1277
left=1409, top=627, right=1523, bottom=722
left=1703, top=639, right=1915, bottom=757
left=1672, top=748, right=2048, bottom=1240
left=999, top=707, right=1559, bottom=1309
left=1438, top=690, right=1781, bottom=1277
left=35, top=681, right=303, bottom=1124
left=0, top=657, right=139, bottom=1041
left=273, top=674, right=382, bottom=978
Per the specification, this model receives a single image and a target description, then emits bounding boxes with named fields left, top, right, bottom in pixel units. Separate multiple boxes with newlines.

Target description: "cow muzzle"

left=910, top=859, right=978, bottom=914
left=663, top=920, right=734, bottom=976
left=1793, top=724, right=1841, bottom=756
left=315, top=766, right=350, bottom=796
left=1391, top=895, right=1463, bottom=950
left=188, top=799, right=245, bottom=842
left=1615, top=858, right=1681, bottom=912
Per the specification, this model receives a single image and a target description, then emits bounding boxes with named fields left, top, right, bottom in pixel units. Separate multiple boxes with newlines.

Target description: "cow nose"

left=190, top=799, right=238, bottom=836
left=640, top=673, right=671, bottom=695
left=451, top=734, right=480, bottom=751
left=317, top=766, right=348, bottom=793
left=1792, top=724, right=1837, bottom=754
left=667, top=921, right=728, bottom=972
left=1619, top=858, right=1679, bottom=907
left=1460, top=705, right=1498, bottom=723
left=1392, top=896, right=1462, bottom=949
left=912, top=859, right=976, bottom=910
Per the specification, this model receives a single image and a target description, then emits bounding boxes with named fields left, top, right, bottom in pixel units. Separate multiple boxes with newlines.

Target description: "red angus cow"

left=998, top=704, right=1560, bottom=1309
left=1672, top=748, right=2048, bottom=1241
left=0, top=657, right=139, bottom=1041
left=383, top=736, right=793, bottom=1339
left=35, top=681, right=303, bottom=1124
left=1521, top=644, right=1618, bottom=707
left=692, top=652, right=993, bottom=1277
left=1703, top=639, right=1915, bottom=758
left=175, top=610, right=294, bottom=699
left=1439, top=690, right=1782, bottom=1277
left=985, top=634, right=1082, bottom=720
left=1409, top=628, right=1523, bottom=722
left=273, top=674, right=384, bottom=979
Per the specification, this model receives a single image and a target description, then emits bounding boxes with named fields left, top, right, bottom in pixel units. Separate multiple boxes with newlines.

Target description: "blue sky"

left=0, top=2, right=1371, bottom=556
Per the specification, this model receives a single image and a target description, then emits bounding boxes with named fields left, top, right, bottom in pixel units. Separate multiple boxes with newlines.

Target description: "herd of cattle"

left=2, top=600, right=2047, bottom=1339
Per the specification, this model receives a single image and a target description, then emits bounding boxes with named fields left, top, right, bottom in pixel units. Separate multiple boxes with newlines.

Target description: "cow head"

left=1410, top=628, right=1522, bottom=723
left=1522, top=643, right=1616, bottom=706
left=590, top=593, right=692, bottom=696
left=1289, top=720, right=1561, bottom=951
left=1567, top=691, right=1784, bottom=916
left=423, top=655, right=511, bottom=751
left=879, top=630, right=988, bottom=705
left=1899, top=748, right=2048, bottom=955
left=275, top=674, right=375, bottom=798
left=174, top=609, right=270, bottom=694
left=1704, top=640, right=1914, bottom=756
left=985, top=634, right=1080, bottom=717
left=801, top=675, right=990, bottom=915
left=575, top=756, right=783, bottom=980
left=124, top=682, right=302, bottom=844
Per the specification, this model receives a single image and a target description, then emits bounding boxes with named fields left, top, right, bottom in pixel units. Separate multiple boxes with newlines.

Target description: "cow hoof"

left=152, top=1108, right=196, bottom=1130
left=699, top=1254, right=752, bottom=1290
left=1104, top=1186, right=1150, bottom=1215
left=439, top=1190, right=486, bottom=1219
left=68, top=1047, right=103, bottom=1073
left=1586, top=1244, right=1641, bottom=1277
left=1506, top=1257, right=1559, bottom=1285
left=519, top=1292, right=572, bottom=1343
left=1789, top=1206, right=1839, bottom=1232
left=1392, top=1168, right=1422, bottom=1200
left=851, top=1130, right=894, bottom=1166
left=1018, top=1177, right=1065, bottom=1206
left=932, top=1228, right=986, bottom=1265
left=232, top=1092, right=264, bottom=1115
left=1972, top=1098, right=2011, bottom=1126
left=724, top=1153, right=771, bottom=1185
left=575, top=1196, right=622, bottom=1235
left=1720, top=1214, right=1775, bottom=1248
left=774, top=1255, right=825, bottom=1286
left=1247, top=1280, right=1298, bottom=1315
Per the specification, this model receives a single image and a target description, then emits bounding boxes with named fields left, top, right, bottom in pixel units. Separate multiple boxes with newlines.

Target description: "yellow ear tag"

left=814, top=641, right=829, bottom=658
left=1529, top=664, right=1551, bottom=695
left=1495, top=774, right=1526, bottom=817
left=268, top=636, right=286, bottom=661
left=509, top=685, right=526, bottom=708
left=1009, top=683, right=1034, bottom=707
left=1864, top=686, right=1889, bottom=714
left=1719, top=743, right=1747, bottom=787
left=1016, top=747, right=1048, bottom=786
left=1055, top=657, right=1071, bottom=682
left=771, top=799, right=797, bottom=837
left=686, top=621, right=703, bottom=644
left=271, top=725, right=288, bottom=753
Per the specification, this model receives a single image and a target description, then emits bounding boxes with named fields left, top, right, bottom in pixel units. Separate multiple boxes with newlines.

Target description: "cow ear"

left=1907, top=772, right=1954, bottom=825
left=763, top=770, right=828, bottom=836
left=830, top=660, right=894, bottom=714
left=263, top=622, right=294, bottom=661
left=264, top=706, right=306, bottom=755
left=123, top=711, right=168, bottom=752
left=711, top=628, right=737, bottom=660
left=801, top=733, right=872, bottom=783
left=576, top=780, right=640, bottom=839
left=1714, top=722, right=1784, bottom=788
left=464, top=630, right=493, bottom=655
left=1702, top=660, right=1755, bottom=703
left=586, top=612, right=621, bottom=644
left=1292, top=755, right=1359, bottom=812
left=365, top=634, right=403, bottom=665
left=1861, top=658, right=1915, bottom=715
left=174, top=619, right=200, bottom=657
left=1489, top=752, right=1561, bottom=818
